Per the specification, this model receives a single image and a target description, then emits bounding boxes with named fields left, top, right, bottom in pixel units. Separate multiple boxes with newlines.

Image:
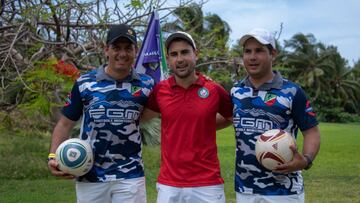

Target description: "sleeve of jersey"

left=291, top=87, right=318, bottom=131
left=61, top=82, right=83, bottom=121
left=215, top=84, right=233, bottom=118
left=145, top=84, right=160, bottom=113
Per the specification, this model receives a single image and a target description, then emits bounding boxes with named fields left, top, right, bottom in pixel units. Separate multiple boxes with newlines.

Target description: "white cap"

left=165, top=31, right=197, bottom=50
left=239, top=28, right=276, bottom=49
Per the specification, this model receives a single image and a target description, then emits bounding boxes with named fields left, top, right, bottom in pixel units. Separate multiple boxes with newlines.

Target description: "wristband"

left=47, top=153, right=56, bottom=162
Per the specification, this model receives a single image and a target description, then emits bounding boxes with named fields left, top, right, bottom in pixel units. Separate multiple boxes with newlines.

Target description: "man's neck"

left=249, top=71, right=275, bottom=89
left=175, top=72, right=198, bottom=89
left=105, top=65, right=131, bottom=81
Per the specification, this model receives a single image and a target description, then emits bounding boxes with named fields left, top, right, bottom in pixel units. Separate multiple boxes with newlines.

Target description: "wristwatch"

left=303, top=154, right=313, bottom=170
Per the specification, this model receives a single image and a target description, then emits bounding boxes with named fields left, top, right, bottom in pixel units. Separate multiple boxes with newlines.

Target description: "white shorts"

left=75, top=177, right=146, bottom=203
left=156, top=182, right=225, bottom=203
left=236, top=192, right=305, bottom=203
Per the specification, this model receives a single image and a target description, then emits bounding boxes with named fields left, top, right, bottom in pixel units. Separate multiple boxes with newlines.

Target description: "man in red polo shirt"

left=141, top=31, right=233, bottom=203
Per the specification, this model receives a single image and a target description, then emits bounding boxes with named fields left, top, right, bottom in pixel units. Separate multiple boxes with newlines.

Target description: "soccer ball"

left=55, top=138, right=93, bottom=176
left=255, top=129, right=295, bottom=170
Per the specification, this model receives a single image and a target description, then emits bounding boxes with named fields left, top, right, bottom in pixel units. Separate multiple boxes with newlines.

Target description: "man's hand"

left=48, top=159, right=75, bottom=179
left=273, top=145, right=308, bottom=173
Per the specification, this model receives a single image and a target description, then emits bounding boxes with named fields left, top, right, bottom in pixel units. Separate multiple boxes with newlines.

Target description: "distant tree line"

left=162, top=2, right=360, bottom=123
left=0, top=0, right=359, bottom=135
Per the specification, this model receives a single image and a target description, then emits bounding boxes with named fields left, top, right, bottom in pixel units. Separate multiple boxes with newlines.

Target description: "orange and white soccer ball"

left=255, top=129, right=295, bottom=170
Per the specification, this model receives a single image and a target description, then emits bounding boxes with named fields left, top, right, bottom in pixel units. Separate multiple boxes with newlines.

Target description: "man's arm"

left=216, top=114, right=232, bottom=130
left=274, top=125, right=320, bottom=173
left=301, top=125, right=321, bottom=166
left=140, top=107, right=160, bottom=123
left=47, top=115, right=77, bottom=179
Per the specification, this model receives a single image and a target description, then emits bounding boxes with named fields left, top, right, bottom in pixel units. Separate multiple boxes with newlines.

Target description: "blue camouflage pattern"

left=62, top=66, right=154, bottom=182
left=231, top=72, right=318, bottom=195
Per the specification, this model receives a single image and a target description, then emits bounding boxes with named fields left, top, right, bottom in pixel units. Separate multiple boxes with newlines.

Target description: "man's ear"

left=104, top=45, right=110, bottom=58
left=271, top=49, right=277, bottom=60
left=134, top=44, right=139, bottom=54
left=194, top=48, right=199, bottom=60
left=166, top=54, right=174, bottom=71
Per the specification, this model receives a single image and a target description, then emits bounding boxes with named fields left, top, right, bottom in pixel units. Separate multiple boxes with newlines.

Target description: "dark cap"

left=165, top=31, right=197, bottom=50
left=106, top=24, right=137, bottom=45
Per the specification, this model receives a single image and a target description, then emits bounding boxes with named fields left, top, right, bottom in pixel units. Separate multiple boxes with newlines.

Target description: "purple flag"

left=135, top=11, right=168, bottom=83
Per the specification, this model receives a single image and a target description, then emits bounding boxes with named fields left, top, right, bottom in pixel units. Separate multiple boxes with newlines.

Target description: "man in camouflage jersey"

left=48, top=24, right=154, bottom=203
left=230, top=28, right=321, bottom=203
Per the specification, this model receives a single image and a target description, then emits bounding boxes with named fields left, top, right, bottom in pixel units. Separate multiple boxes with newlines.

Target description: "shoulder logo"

left=305, top=100, right=316, bottom=116
left=198, top=87, right=209, bottom=99
left=64, top=93, right=72, bottom=107
left=264, top=93, right=277, bottom=106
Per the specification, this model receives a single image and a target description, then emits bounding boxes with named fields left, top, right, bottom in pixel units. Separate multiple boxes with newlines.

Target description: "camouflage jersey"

left=62, top=65, right=154, bottom=182
left=230, top=71, right=318, bottom=195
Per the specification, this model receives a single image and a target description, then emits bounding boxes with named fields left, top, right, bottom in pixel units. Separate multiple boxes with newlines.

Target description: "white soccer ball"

left=55, top=138, right=94, bottom=176
left=255, top=129, right=295, bottom=171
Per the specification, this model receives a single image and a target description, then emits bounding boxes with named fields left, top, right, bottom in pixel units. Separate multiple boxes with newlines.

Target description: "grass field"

left=0, top=123, right=359, bottom=202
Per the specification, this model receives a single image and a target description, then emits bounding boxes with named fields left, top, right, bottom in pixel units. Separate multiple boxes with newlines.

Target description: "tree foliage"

left=0, top=0, right=359, bottom=136
left=0, top=0, right=202, bottom=134
left=164, top=3, right=240, bottom=88
left=278, top=34, right=360, bottom=121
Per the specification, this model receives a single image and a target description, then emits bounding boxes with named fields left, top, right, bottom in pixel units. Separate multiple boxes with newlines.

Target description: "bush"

left=0, top=59, right=75, bottom=132
left=317, top=107, right=360, bottom=123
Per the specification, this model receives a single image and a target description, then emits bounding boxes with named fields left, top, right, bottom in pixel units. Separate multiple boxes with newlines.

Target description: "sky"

left=201, top=0, right=360, bottom=66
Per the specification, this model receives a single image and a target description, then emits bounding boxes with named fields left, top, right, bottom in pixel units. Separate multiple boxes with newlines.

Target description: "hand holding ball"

left=55, top=138, right=94, bottom=176
left=255, top=129, right=295, bottom=170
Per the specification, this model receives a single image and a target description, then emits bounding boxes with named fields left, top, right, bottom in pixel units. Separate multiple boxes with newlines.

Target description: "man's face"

left=104, top=38, right=137, bottom=72
left=166, top=40, right=198, bottom=79
left=243, top=38, right=276, bottom=79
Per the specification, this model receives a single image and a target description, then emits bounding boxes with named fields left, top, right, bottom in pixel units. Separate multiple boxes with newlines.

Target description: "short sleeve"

left=215, top=84, right=233, bottom=118
left=61, top=82, right=83, bottom=121
left=145, top=83, right=161, bottom=113
left=291, top=87, right=318, bottom=131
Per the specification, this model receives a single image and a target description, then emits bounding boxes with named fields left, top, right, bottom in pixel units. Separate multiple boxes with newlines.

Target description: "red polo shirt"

left=146, top=73, right=233, bottom=187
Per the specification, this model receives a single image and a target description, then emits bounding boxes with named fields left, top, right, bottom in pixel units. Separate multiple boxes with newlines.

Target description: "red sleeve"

left=215, top=83, right=233, bottom=118
left=145, top=83, right=161, bottom=113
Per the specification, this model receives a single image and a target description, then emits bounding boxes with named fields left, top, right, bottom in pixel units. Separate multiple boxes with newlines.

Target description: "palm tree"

left=280, top=33, right=330, bottom=101
left=279, top=33, right=360, bottom=120
left=163, top=3, right=233, bottom=82
left=352, top=59, right=360, bottom=79
left=164, top=3, right=204, bottom=34
left=323, top=48, right=360, bottom=114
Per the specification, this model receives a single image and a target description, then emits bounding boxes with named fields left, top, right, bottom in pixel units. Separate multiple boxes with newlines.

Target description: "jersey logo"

left=264, top=93, right=277, bottom=106
left=131, top=86, right=142, bottom=97
left=198, top=87, right=209, bottom=99
left=64, top=93, right=72, bottom=107
left=305, top=100, right=316, bottom=116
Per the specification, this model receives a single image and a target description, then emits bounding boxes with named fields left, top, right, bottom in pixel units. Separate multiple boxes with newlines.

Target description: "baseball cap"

left=106, top=24, right=137, bottom=45
left=165, top=31, right=197, bottom=50
left=239, top=28, right=276, bottom=49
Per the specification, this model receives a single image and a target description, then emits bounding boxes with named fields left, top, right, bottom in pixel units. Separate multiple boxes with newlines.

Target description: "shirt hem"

left=77, top=174, right=145, bottom=183
left=235, top=188, right=304, bottom=196
left=158, top=179, right=224, bottom=187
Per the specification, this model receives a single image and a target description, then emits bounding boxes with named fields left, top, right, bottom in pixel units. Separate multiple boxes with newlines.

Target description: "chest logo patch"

left=198, top=87, right=209, bottom=99
left=131, top=86, right=142, bottom=97
left=264, top=93, right=277, bottom=106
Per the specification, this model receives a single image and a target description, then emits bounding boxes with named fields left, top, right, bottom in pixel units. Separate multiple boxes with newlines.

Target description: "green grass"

left=0, top=123, right=359, bottom=203
left=301, top=123, right=360, bottom=203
